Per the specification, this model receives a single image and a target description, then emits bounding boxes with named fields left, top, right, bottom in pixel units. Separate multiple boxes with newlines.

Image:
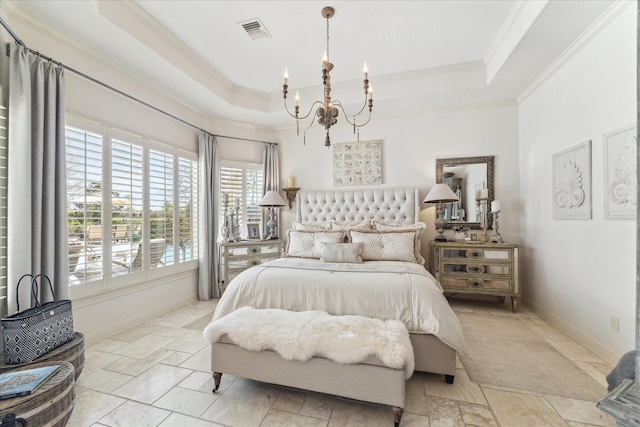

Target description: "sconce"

left=282, top=187, right=300, bottom=209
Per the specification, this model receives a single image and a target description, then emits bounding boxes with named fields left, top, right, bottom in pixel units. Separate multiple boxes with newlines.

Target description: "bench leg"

left=212, top=372, right=222, bottom=392
left=393, top=407, right=403, bottom=427
left=445, top=374, right=455, bottom=384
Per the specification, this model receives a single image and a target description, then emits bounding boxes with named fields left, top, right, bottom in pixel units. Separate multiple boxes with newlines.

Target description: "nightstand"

left=429, top=241, right=520, bottom=311
left=219, top=240, right=283, bottom=294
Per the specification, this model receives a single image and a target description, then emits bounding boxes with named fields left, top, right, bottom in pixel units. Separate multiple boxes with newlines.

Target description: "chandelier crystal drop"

left=282, top=6, right=373, bottom=147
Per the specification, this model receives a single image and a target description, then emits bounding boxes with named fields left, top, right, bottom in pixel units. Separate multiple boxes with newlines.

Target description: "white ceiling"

left=4, top=0, right=616, bottom=129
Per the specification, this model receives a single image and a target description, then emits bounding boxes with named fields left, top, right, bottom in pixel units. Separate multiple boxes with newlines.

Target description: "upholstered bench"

left=204, top=307, right=414, bottom=427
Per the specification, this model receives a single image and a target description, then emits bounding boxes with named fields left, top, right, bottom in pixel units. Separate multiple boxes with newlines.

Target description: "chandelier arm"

left=352, top=109, right=373, bottom=128
left=331, top=94, right=369, bottom=120
left=332, top=100, right=370, bottom=127
left=283, top=99, right=324, bottom=121
left=301, top=115, right=317, bottom=133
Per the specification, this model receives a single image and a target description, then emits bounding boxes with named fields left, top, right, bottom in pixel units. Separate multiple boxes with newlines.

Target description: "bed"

left=210, top=188, right=466, bottom=381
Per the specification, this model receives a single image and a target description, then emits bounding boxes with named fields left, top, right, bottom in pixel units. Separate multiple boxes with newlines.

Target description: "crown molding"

left=5, top=4, right=213, bottom=115
left=484, top=0, right=549, bottom=85
left=0, top=0, right=19, bottom=17
left=517, top=0, right=634, bottom=103
left=95, top=1, right=269, bottom=112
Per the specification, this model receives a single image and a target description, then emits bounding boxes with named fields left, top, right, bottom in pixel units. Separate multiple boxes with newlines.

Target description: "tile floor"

left=68, top=297, right=617, bottom=427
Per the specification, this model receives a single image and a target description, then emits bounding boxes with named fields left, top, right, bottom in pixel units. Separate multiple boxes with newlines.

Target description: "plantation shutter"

left=66, top=125, right=104, bottom=284
left=220, top=162, right=263, bottom=238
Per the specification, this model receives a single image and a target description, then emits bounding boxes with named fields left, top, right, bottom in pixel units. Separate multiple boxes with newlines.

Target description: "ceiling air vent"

left=240, top=18, right=271, bottom=41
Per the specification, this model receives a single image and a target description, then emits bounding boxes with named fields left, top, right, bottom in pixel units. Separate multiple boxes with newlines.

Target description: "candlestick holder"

left=233, top=207, right=241, bottom=241
left=489, top=210, right=503, bottom=243
left=221, top=200, right=230, bottom=242
left=479, top=198, right=489, bottom=243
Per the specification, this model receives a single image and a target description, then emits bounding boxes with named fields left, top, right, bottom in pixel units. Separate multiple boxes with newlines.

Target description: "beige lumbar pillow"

left=320, top=242, right=364, bottom=263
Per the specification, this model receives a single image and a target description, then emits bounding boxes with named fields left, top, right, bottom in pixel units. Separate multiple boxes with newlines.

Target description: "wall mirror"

left=435, top=156, right=495, bottom=230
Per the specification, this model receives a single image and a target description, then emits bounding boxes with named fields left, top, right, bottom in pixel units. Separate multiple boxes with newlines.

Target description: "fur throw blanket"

left=203, top=307, right=414, bottom=378
left=607, top=350, right=636, bottom=392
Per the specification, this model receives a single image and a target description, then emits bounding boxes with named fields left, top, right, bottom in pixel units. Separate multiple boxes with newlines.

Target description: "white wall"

left=0, top=11, right=274, bottom=343
left=518, top=4, right=636, bottom=362
left=277, top=102, right=520, bottom=262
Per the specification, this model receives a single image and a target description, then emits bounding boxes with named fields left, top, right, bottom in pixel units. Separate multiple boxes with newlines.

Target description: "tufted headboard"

left=296, top=188, right=419, bottom=226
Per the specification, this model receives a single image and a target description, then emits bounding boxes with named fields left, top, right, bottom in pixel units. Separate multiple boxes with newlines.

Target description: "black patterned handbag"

left=1, top=274, right=75, bottom=364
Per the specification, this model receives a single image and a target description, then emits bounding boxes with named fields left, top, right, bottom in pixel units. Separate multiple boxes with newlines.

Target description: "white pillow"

left=291, top=221, right=329, bottom=231
left=350, top=230, right=423, bottom=264
left=330, top=219, right=374, bottom=231
left=321, top=242, right=364, bottom=263
left=373, top=221, right=427, bottom=231
left=284, top=230, right=344, bottom=259
left=372, top=222, right=427, bottom=264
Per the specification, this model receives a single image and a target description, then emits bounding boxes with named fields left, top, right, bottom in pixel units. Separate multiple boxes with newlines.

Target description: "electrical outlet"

left=610, top=315, right=620, bottom=332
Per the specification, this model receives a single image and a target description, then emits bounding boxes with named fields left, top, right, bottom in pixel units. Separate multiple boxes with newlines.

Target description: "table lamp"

left=424, top=183, right=460, bottom=242
left=258, top=191, right=286, bottom=239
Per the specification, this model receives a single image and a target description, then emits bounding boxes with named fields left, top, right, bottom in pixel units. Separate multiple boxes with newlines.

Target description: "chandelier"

left=282, top=6, right=373, bottom=147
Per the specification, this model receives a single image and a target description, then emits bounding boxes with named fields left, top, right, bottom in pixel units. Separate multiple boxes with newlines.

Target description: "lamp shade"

left=423, top=183, right=460, bottom=204
left=259, top=191, right=286, bottom=207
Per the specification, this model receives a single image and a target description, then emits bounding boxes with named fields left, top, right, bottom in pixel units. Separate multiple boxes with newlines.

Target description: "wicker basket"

left=0, top=361, right=75, bottom=427
left=0, top=332, right=84, bottom=380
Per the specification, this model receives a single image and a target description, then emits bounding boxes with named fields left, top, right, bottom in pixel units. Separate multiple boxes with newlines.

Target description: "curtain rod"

left=0, top=16, right=276, bottom=146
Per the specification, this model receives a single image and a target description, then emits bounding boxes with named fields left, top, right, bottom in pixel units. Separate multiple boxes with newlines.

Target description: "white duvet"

left=213, top=257, right=466, bottom=353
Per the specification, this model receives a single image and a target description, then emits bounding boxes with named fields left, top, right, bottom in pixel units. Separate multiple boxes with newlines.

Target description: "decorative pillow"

left=284, top=230, right=344, bottom=259
left=349, top=230, right=425, bottom=264
left=330, top=219, right=374, bottom=231
left=291, top=221, right=330, bottom=231
left=372, top=221, right=427, bottom=264
left=320, top=242, right=364, bottom=264
left=373, top=221, right=427, bottom=231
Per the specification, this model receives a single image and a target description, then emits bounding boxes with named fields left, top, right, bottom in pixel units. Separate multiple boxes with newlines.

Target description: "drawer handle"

left=466, top=249, right=483, bottom=259
left=249, top=248, right=259, bottom=254
left=250, top=260, right=260, bottom=266
left=467, top=278, right=484, bottom=289
left=466, top=264, right=485, bottom=274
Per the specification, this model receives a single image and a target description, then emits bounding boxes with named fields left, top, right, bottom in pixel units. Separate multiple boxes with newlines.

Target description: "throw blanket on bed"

left=213, top=258, right=467, bottom=354
left=204, top=306, right=415, bottom=378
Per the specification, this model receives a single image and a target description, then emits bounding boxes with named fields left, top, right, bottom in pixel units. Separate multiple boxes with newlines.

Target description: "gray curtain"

left=7, top=45, right=68, bottom=313
left=198, top=132, right=220, bottom=299
left=262, top=144, right=280, bottom=237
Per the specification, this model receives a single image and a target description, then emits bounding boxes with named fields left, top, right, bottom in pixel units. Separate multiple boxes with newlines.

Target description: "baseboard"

left=80, top=292, right=198, bottom=345
left=522, top=296, right=619, bottom=365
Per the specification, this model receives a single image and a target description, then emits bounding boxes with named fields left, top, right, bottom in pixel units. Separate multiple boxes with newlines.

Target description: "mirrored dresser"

left=219, top=240, right=283, bottom=294
left=429, top=241, right=520, bottom=311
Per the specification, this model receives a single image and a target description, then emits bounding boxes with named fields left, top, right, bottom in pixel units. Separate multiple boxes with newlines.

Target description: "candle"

left=288, top=177, right=295, bottom=188
left=323, top=51, right=328, bottom=67
left=491, top=200, right=500, bottom=212
left=295, top=91, right=299, bottom=107
left=475, top=189, right=481, bottom=200
left=283, top=68, right=288, bottom=85
left=481, top=189, right=488, bottom=199
left=235, top=198, right=240, bottom=209
left=368, top=85, right=373, bottom=100
left=363, top=62, right=368, bottom=79
left=223, top=193, right=229, bottom=204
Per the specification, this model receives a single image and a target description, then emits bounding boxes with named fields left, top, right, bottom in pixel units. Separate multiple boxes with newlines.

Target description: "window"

left=65, top=116, right=199, bottom=295
left=220, top=161, right=263, bottom=238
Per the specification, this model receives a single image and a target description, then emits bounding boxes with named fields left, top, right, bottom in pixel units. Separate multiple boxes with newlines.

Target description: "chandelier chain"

left=326, top=17, right=330, bottom=64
